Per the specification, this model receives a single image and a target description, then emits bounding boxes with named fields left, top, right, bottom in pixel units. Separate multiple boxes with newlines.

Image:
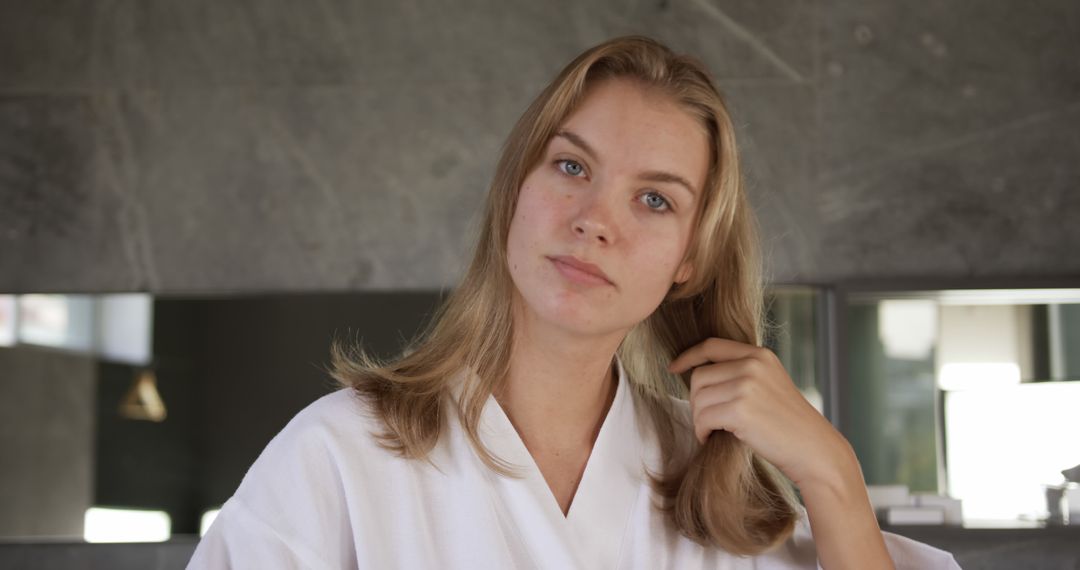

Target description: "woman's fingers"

left=667, top=337, right=762, bottom=374
left=686, top=356, right=765, bottom=401
left=690, top=379, right=752, bottom=443
left=687, top=359, right=770, bottom=445
left=694, top=400, right=744, bottom=444
left=678, top=343, right=808, bottom=452
left=672, top=337, right=856, bottom=489
left=690, top=372, right=751, bottom=406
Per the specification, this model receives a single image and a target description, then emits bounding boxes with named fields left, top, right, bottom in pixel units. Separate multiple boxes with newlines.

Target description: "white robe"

left=188, top=357, right=960, bottom=569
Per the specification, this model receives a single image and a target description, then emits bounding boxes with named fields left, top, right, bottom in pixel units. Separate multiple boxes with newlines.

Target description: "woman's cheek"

left=643, top=234, right=687, bottom=285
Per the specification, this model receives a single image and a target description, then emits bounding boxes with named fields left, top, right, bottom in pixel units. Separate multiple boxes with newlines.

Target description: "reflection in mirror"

left=764, top=286, right=825, bottom=414
left=0, top=291, right=447, bottom=543
left=846, top=288, right=1080, bottom=527
left=0, top=287, right=822, bottom=543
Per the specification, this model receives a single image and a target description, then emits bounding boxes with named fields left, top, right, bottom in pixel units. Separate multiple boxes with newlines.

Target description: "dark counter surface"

left=884, top=524, right=1080, bottom=569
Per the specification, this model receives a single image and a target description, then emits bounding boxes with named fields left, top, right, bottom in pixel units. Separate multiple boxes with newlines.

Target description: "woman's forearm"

left=797, top=440, right=895, bottom=570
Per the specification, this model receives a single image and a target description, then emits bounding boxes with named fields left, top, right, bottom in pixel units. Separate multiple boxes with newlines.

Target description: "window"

left=845, top=288, right=1080, bottom=524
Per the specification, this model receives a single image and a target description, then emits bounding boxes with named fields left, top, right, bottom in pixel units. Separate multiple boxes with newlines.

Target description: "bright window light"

left=945, top=382, right=1080, bottom=522
left=18, top=294, right=69, bottom=347
left=84, top=507, right=171, bottom=543
left=18, top=294, right=95, bottom=352
left=936, top=289, right=1080, bottom=305
left=200, top=508, right=221, bottom=537
left=97, top=294, right=153, bottom=365
left=878, top=300, right=938, bottom=360
left=938, top=362, right=1021, bottom=391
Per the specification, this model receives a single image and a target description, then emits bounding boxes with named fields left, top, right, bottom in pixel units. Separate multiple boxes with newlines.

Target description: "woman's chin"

left=528, top=305, right=630, bottom=339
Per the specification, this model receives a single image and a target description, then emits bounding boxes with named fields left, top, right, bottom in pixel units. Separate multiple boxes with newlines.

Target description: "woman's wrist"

left=794, top=438, right=894, bottom=569
left=789, top=431, right=865, bottom=498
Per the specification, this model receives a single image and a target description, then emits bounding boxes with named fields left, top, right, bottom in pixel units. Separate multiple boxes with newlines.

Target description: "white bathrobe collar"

left=449, top=355, right=647, bottom=570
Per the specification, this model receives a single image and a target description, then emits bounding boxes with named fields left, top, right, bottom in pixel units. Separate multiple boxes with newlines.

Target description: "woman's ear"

left=674, top=261, right=693, bottom=284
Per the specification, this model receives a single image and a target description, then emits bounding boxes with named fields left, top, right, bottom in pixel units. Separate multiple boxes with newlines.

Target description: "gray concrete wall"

left=0, top=345, right=96, bottom=539
left=1, top=1, right=1078, bottom=291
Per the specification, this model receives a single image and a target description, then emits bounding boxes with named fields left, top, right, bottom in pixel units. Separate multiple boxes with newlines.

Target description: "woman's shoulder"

left=230, top=388, right=392, bottom=496
left=282, top=387, right=378, bottom=435
left=259, top=387, right=388, bottom=458
left=193, top=389, right=383, bottom=569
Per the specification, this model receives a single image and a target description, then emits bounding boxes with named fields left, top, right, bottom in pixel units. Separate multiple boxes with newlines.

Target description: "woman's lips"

left=547, top=255, right=614, bottom=286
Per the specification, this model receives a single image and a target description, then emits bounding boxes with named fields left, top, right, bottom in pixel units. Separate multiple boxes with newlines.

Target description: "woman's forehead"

left=549, top=87, right=710, bottom=194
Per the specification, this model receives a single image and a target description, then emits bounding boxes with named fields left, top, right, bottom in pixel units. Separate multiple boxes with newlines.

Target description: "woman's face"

left=506, top=77, right=710, bottom=338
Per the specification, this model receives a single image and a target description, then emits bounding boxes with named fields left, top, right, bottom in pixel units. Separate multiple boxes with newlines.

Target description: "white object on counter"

left=868, top=485, right=912, bottom=512
left=883, top=506, right=947, bottom=526
left=1066, top=486, right=1080, bottom=523
left=913, top=493, right=964, bottom=525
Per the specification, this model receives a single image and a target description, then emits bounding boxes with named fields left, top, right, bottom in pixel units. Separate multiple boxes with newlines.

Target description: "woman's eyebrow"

left=554, top=129, right=698, bottom=199
left=555, top=129, right=601, bottom=162
left=639, top=170, right=698, bottom=198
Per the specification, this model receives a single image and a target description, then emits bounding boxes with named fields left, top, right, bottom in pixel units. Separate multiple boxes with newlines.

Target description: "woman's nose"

left=571, top=193, right=618, bottom=245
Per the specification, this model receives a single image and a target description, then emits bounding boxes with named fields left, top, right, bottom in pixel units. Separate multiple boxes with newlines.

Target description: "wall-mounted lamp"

left=118, top=367, right=167, bottom=422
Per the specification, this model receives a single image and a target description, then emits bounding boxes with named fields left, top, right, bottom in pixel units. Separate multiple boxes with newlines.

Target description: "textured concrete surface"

left=0, top=0, right=1077, bottom=292
left=815, top=1, right=1080, bottom=280
left=0, top=346, right=96, bottom=538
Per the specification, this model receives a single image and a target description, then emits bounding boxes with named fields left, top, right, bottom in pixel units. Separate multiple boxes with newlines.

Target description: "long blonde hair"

left=330, top=35, right=797, bottom=555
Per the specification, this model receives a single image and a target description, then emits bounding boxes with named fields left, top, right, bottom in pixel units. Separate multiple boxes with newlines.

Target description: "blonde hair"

left=330, top=35, right=797, bottom=555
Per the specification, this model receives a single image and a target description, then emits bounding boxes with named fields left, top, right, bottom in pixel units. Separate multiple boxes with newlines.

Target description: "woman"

left=189, top=36, right=959, bottom=569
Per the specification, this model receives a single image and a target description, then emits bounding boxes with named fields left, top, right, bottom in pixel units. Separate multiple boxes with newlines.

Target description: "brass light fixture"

left=118, top=368, right=167, bottom=422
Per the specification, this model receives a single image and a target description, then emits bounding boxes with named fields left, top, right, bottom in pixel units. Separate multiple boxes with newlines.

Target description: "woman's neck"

left=494, top=312, right=623, bottom=454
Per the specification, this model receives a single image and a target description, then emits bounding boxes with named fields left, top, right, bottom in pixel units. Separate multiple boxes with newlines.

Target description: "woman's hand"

left=669, top=337, right=896, bottom=569
left=667, top=337, right=852, bottom=491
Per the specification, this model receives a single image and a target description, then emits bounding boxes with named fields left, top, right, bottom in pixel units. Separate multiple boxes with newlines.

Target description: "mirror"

left=845, top=288, right=1080, bottom=526
left=0, top=287, right=823, bottom=542
left=0, top=291, right=446, bottom=541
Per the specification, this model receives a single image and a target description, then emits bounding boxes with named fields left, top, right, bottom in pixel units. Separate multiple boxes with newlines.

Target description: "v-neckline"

left=490, top=357, right=622, bottom=520
left=463, top=355, right=648, bottom=570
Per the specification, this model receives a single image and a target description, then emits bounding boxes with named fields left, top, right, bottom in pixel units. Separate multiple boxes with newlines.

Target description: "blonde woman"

left=189, top=36, right=959, bottom=569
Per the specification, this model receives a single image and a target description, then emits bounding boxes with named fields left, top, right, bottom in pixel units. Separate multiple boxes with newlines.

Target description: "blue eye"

left=641, top=191, right=672, bottom=213
left=555, top=159, right=586, bottom=177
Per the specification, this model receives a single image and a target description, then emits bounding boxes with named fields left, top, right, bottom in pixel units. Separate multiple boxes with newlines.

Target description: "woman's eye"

left=555, top=159, right=586, bottom=177
left=641, top=191, right=672, bottom=213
